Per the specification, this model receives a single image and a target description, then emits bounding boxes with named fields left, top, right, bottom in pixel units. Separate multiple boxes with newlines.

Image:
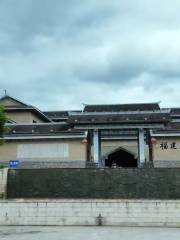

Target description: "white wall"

left=17, top=143, right=69, bottom=158
left=152, top=137, right=180, bottom=167
left=1, top=199, right=180, bottom=227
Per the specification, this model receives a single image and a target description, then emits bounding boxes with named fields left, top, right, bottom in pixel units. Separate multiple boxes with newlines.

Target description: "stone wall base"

left=0, top=199, right=180, bottom=227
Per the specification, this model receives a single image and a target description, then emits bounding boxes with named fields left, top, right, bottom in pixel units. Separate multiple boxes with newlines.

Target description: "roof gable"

left=0, top=95, right=51, bottom=122
left=0, top=95, right=29, bottom=108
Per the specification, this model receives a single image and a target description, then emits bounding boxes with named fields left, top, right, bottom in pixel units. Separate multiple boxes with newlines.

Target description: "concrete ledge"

left=0, top=199, right=180, bottom=227
left=1, top=161, right=86, bottom=169
left=0, top=168, right=8, bottom=198
left=154, top=161, right=180, bottom=168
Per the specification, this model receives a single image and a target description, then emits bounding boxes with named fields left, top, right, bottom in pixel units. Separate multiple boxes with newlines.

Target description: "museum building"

left=0, top=95, right=180, bottom=168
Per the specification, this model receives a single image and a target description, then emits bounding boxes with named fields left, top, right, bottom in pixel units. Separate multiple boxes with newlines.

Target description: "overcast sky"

left=0, top=0, right=180, bottom=110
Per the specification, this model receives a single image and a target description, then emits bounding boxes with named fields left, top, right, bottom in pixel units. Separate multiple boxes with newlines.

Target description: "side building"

left=0, top=95, right=87, bottom=168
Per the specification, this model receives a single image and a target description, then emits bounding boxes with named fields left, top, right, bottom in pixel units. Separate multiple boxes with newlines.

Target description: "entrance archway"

left=105, top=147, right=137, bottom=168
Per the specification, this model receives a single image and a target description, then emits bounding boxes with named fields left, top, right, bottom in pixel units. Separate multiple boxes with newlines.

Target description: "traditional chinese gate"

left=68, top=110, right=171, bottom=168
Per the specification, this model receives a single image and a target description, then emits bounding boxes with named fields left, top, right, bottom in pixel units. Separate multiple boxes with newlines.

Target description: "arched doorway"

left=105, top=147, right=137, bottom=167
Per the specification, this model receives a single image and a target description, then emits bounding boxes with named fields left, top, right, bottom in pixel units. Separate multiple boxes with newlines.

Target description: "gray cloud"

left=0, top=0, right=180, bottom=109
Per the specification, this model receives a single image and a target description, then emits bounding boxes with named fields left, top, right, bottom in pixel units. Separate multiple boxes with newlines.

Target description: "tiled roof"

left=151, top=121, right=180, bottom=135
left=43, top=111, right=69, bottom=118
left=152, top=129, right=180, bottom=135
left=169, top=122, right=180, bottom=129
left=68, top=111, right=171, bottom=125
left=5, top=123, right=85, bottom=137
left=43, top=111, right=81, bottom=119
left=83, top=103, right=160, bottom=112
left=170, top=108, right=180, bottom=115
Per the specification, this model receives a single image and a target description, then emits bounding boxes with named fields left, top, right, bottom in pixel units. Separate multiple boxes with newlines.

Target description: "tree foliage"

left=0, top=106, right=7, bottom=138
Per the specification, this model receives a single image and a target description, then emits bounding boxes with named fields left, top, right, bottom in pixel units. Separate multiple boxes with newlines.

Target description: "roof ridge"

left=83, top=102, right=160, bottom=106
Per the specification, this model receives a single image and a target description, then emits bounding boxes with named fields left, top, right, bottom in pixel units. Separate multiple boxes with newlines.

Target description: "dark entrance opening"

left=105, top=148, right=137, bottom=167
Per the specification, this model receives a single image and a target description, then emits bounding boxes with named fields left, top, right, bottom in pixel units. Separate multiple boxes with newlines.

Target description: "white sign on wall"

left=17, top=144, right=69, bottom=158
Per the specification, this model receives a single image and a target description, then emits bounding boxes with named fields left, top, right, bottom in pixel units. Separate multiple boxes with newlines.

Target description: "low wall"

left=7, top=168, right=180, bottom=199
left=0, top=160, right=86, bottom=168
left=0, top=199, right=180, bottom=227
left=0, top=168, right=8, bottom=198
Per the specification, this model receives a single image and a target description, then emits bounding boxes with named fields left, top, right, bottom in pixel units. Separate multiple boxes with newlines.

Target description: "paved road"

left=0, top=226, right=180, bottom=240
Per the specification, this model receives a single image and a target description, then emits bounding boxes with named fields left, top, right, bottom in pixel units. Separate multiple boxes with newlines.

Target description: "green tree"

left=0, top=106, right=7, bottom=140
left=0, top=107, right=7, bottom=170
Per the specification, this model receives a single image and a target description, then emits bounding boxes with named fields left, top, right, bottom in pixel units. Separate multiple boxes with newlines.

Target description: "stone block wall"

left=7, top=168, right=180, bottom=199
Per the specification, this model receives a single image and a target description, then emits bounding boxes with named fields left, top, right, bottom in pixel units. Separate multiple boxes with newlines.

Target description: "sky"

left=0, top=0, right=180, bottom=110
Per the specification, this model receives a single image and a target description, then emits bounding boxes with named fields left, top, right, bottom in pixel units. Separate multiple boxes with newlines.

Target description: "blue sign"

left=9, top=160, right=20, bottom=168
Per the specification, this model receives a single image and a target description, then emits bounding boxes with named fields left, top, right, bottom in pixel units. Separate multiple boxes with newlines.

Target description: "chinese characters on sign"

left=160, top=142, right=178, bottom=150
